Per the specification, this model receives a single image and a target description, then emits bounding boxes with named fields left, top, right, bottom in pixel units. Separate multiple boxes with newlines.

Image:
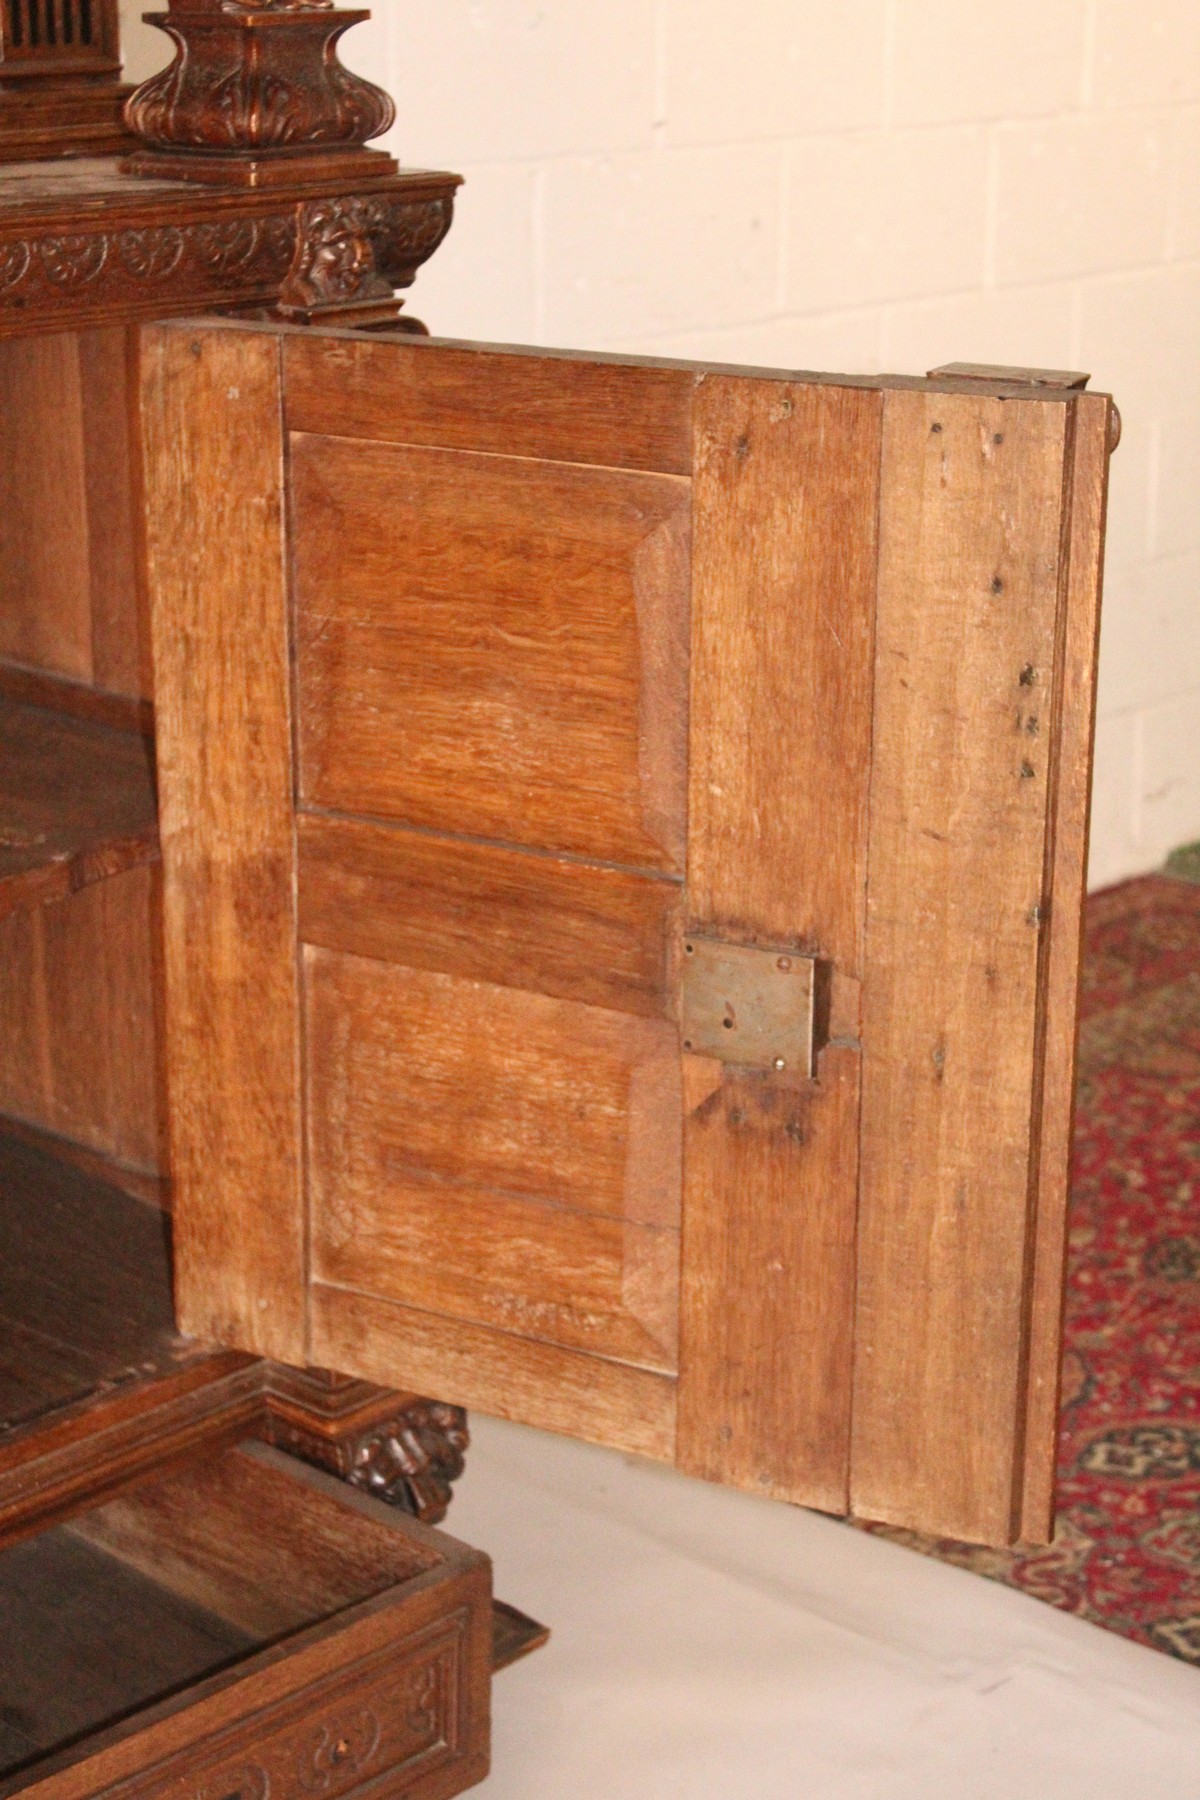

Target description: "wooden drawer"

left=0, top=1443, right=491, bottom=1800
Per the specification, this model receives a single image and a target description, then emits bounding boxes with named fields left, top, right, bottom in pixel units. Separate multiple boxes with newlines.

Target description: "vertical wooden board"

left=677, top=377, right=882, bottom=1509
left=1019, top=392, right=1112, bottom=1542
left=80, top=326, right=150, bottom=701
left=141, top=323, right=305, bottom=1362
left=0, top=333, right=93, bottom=682
left=685, top=376, right=882, bottom=973
left=851, top=387, right=1070, bottom=1544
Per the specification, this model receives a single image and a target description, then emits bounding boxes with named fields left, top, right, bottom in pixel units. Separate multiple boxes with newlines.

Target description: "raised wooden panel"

left=141, top=323, right=305, bottom=1363
left=312, top=1285, right=679, bottom=1464
left=306, top=946, right=682, bottom=1369
left=297, top=813, right=680, bottom=1019
left=676, top=378, right=882, bottom=1513
left=291, top=433, right=691, bottom=871
left=284, top=332, right=696, bottom=475
left=850, top=388, right=1072, bottom=1545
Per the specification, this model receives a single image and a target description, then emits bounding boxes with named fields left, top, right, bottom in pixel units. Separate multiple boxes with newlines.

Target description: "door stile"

left=142, top=322, right=308, bottom=1363
left=1016, top=389, right=1112, bottom=1541
left=850, top=385, right=1074, bottom=1544
left=676, top=375, right=883, bottom=1509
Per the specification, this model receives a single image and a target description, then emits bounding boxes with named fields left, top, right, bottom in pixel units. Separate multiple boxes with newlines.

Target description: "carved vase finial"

left=122, top=0, right=398, bottom=188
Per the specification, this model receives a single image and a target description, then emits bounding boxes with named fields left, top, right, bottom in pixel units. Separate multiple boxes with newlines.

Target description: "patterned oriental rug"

left=865, top=873, right=1200, bottom=1666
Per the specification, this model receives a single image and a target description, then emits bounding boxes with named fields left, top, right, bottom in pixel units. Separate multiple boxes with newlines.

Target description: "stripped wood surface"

left=298, top=813, right=680, bottom=1020
left=1018, top=391, right=1113, bottom=1541
left=676, top=377, right=881, bottom=1511
left=291, top=433, right=692, bottom=872
left=141, top=324, right=306, bottom=1362
left=140, top=322, right=1111, bottom=1549
left=306, top=946, right=681, bottom=1370
left=284, top=331, right=696, bottom=474
left=312, top=1285, right=679, bottom=1463
left=850, top=388, right=1071, bottom=1544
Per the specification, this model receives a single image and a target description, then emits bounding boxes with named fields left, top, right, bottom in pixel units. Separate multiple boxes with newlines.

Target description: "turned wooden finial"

left=122, top=0, right=399, bottom=188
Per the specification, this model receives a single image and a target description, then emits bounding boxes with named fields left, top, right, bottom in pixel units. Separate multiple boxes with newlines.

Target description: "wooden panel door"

left=142, top=322, right=1112, bottom=1548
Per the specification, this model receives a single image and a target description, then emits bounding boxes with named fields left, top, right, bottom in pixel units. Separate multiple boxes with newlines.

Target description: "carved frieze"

left=0, top=186, right=455, bottom=339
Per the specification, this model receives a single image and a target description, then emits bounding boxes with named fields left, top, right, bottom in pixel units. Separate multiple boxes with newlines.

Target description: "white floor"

left=447, top=1417, right=1200, bottom=1798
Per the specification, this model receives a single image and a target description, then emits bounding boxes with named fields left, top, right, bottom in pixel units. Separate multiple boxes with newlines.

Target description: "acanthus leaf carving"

left=123, top=5, right=395, bottom=160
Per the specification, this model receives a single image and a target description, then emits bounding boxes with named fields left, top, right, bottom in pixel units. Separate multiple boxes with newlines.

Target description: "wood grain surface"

left=851, top=388, right=1071, bottom=1544
left=141, top=324, right=306, bottom=1362
left=284, top=331, right=695, bottom=474
left=298, top=813, right=680, bottom=1020
left=306, top=946, right=681, bottom=1370
left=1017, top=391, right=1113, bottom=1541
left=69, top=1446, right=435, bottom=1640
left=0, top=698, right=158, bottom=922
left=0, top=864, right=165, bottom=1174
left=676, top=377, right=882, bottom=1510
left=312, top=1284, right=679, bottom=1463
left=291, top=433, right=692, bottom=871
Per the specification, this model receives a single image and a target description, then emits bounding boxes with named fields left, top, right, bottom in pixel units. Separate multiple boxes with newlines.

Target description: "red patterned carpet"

left=870, top=873, right=1200, bottom=1664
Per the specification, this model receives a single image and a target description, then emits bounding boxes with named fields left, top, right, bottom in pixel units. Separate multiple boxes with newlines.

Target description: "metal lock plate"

left=680, top=937, right=816, bottom=1075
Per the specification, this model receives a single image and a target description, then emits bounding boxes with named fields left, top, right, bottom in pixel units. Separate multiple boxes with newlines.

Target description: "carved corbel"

left=260, top=1366, right=470, bottom=1524
left=122, top=0, right=398, bottom=188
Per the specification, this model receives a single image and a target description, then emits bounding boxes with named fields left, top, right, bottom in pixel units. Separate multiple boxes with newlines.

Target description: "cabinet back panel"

left=0, top=329, right=146, bottom=699
left=0, top=863, right=165, bottom=1174
left=291, top=433, right=691, bottom=873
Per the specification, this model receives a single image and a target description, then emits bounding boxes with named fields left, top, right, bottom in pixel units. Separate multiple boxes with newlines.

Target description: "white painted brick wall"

left=121, top=0, right=1200, bottom=888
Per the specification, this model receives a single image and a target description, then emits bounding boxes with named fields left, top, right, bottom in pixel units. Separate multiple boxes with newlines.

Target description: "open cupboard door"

left=142, top=321, right=1112, bottom=1551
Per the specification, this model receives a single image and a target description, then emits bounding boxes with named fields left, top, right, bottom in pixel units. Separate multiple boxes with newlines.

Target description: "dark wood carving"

left=261, top=1367, right=470, bottom=1524
left=122, top=0, right=399, bottom=188
left=0, top=163, right=459, bottom=340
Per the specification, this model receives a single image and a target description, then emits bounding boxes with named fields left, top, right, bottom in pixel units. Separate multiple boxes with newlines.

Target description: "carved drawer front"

left=109, top=1628, right=463, bottom=1800
left=0, top=1444, right=491, bottom=1800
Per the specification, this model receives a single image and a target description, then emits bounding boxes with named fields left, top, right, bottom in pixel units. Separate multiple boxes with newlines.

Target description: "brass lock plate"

left=680, top=937, right=816, bottom=1075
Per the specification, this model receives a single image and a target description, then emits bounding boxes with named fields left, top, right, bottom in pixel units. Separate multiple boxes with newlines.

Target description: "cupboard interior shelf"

left=0, top=694, right=158, bottom=924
